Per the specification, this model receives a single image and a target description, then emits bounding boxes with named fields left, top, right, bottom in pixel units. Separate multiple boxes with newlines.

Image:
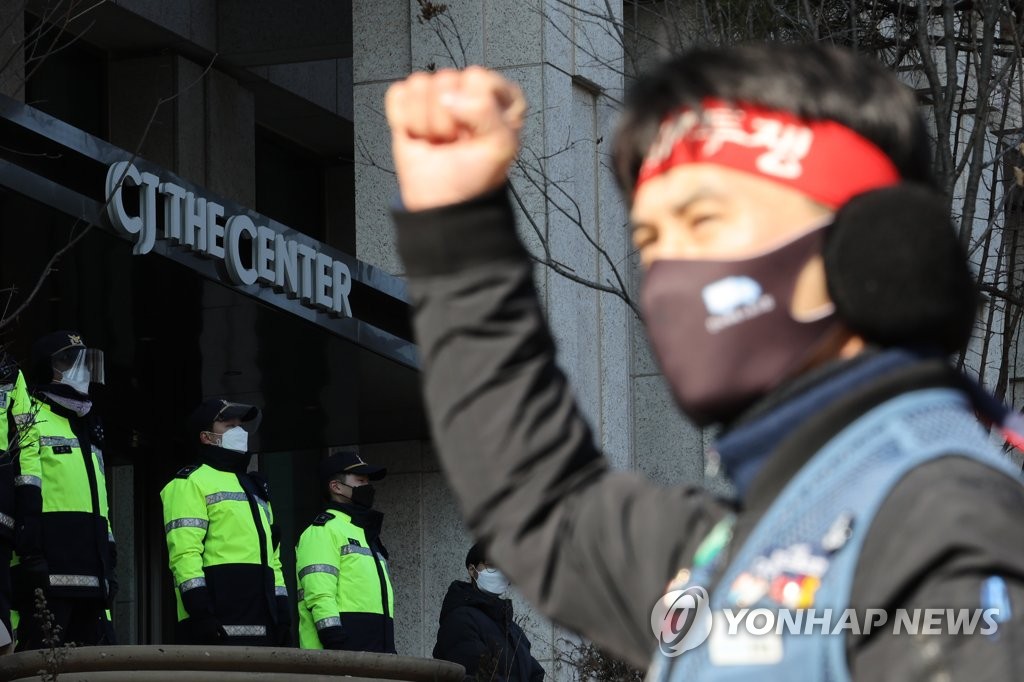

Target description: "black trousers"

left=16, top=596, right=112, bottom=650
left=338, top=611, right=396, bottom=654
left=175, top=617, right=277, bottom=647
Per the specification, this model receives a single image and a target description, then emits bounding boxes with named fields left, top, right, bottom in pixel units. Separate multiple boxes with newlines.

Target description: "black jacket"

left=393, top=189, right=1024, bottom=679
left=434, top=580, right=543, bottom=682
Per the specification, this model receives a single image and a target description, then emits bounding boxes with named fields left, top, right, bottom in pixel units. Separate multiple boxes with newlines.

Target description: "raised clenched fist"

left=385, top=67, right=527, bottom=212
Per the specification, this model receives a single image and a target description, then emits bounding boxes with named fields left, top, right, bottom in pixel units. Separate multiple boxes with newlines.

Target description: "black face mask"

left=349, top=483, right=376, bottom=509
left=640, top=221, right=838, bottom=425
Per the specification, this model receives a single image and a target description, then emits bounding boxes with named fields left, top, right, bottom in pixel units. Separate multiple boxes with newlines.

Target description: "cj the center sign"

left=104, top=161, right=353, bottom=317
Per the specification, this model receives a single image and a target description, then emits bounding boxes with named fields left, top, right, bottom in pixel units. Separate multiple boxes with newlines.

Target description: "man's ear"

left=824, top=183, right=976, bottom=353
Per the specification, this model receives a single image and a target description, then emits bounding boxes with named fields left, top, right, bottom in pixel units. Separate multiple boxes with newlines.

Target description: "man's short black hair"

left=466, top=542, right=486, bottom=568
left=612, top=43, right=933, bottom=195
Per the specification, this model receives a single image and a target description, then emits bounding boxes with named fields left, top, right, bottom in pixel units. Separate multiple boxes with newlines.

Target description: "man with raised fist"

left=386, top=46, right=1024, bottom=680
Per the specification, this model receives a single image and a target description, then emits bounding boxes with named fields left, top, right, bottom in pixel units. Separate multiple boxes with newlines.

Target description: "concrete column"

left=352, top=2, right=411, bottom=275
left=108, top=55, right=201, bottom=181
left=191, top=65, right=260, bottom=406
left=110, top=465, right=137, bottom=643
left=353, top=0, right=648, bottom=667
left=108, top=56, right=254, bottom=205
left=359, top=440, right=450, bottom=657
left=202, top=67, right=255, bottom=206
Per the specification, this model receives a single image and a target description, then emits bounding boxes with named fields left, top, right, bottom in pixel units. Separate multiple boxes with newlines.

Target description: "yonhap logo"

left=650, top=586, right=714, bottom=657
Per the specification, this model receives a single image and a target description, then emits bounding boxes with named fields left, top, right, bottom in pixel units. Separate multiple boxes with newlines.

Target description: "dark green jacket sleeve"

left=850, top=457, right=1024, bottom=681
left=394, top=189, right=729, bottom=668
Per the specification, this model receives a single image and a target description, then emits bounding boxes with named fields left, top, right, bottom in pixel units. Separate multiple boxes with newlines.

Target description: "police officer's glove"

left=14, top=516, right=44, bottom=560
left=275, top=595, right=292, bottom=647
left=189, top=613, right=228, bottom=645
left=13, top=554, right=49, bottom=610
left=318, top=624, right=347, bottom=650
left=105, top=540, right=119, bottom=608
left=105, top=575, right=119, bottom=610
left=181, top=585, right=225, bottom=644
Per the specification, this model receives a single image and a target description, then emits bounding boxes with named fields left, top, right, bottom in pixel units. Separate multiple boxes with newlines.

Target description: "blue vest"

left=649, top=388, right=1021, bottom=682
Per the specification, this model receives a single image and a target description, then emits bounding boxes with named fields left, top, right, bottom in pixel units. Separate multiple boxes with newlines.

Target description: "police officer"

left=295, top=450, right=395, bottom=653
left=160, top=399, right=290, bottom=647
left=0, top=351, right=34, bottom=647
left=13, top=331, right=114, bottom=650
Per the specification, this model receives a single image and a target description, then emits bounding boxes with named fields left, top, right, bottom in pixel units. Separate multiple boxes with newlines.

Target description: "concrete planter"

left=0, top=645, right=465, bottom=682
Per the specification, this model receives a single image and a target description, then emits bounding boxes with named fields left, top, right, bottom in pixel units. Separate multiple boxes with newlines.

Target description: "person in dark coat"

left=434, top=543, right=544, bottom=682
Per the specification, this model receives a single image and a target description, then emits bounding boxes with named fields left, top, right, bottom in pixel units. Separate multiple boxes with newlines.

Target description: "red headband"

left=635, top=99, right=901, bottom=208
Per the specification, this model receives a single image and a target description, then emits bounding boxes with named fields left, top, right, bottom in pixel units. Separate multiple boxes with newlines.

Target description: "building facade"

left=5, top=0, right=1021, bottom=675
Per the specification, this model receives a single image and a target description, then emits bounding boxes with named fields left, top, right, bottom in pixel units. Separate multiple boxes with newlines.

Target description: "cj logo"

left=650, top=586, right=714, bottom=657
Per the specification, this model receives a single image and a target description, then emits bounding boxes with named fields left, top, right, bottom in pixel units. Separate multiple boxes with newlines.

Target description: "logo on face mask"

left=701, top=277, right=776, bottom=334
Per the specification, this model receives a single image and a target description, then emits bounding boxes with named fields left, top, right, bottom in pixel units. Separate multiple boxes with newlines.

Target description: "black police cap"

left=30, top=330, right=86, bottom=385
left=319, top=449, right=386, bottom=482
left=187, top=398, right=260, bottom=439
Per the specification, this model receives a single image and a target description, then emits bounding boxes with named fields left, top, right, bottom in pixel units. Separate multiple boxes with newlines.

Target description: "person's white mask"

left=476, top=568, right=510, bottom=596
left=219, top=426, right=249, bottom=453
left=59, top=364, right=91, bottom=395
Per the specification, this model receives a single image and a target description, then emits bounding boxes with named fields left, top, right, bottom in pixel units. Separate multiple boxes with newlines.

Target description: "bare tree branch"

left=402, top=0, right=1024, bottom=392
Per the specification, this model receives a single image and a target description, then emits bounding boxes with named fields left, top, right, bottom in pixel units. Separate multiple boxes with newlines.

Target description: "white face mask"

left=475, top=568, right=510, bottom=596
left=59, top=365, right=91, bottom=395
left=219, top=426, right=249, bottom=453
